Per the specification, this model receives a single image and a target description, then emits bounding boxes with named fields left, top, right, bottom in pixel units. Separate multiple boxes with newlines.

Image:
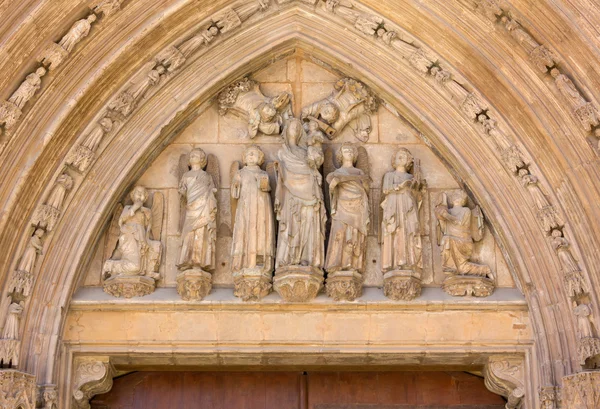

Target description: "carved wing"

left=230, top=160, right=241, bottom=227
left=151, top=191, right=164, bottom=241
left=178, top=153, right=189, bottom=233
left=206, top=154, right=220, bottom=189
left=103, top=203, right=123, bottom=261
left=355, top=146, right=370, bottom=179
left=471, top=205, right=485, bottom=242
left=322, top=147, right=338, bottom=214
left=435, top=192, right=448, bottom=246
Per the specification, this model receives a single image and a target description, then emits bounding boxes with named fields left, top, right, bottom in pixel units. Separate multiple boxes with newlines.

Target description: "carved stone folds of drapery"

left=72, top=357, right=115, bottom=409
left=483, top=356, right=526, bottom=409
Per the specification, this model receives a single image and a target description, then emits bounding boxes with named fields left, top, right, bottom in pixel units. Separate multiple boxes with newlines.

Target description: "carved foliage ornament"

left=0, top=369, right=37, bottom=409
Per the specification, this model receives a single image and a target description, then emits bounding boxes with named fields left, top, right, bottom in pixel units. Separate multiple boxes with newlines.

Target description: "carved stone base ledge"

left=562, top=371, right=600, bottom=409
left=176, top=269, right=212, bottom=301
left=326, top=270, right=363, bottom=301
left=443, top=275, right=495, bottom=297
left=577, top=337, right=600, bottom=367
left=273, top=265, right=324, bottom=302
left=0, top=369, right=37, bottom=409
left=103, top=275, right=156, bottom=298
left=233, top=268, right=272, bottom=301
left=383, top=269, right=422, bottom=301
left=72, top=357, right=115, bottom=409
left=0, top=339, right=20, bottom=367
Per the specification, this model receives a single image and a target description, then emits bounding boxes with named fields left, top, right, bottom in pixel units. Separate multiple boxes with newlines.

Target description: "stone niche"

left=81, top=54, right=516, bottom=296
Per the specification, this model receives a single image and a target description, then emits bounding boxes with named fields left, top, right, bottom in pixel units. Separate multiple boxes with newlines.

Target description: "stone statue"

left=31, top=172, right=74, bottom=232
left=108, top=65, right=166, bottom=118
left=230, top=145, right=276, bottom=301
left=380, top=148, right=425, bottom=301
left=103, top=186, right=163, bottom=298
left=551, top=68, right=599, bottom=133
left=58, top=15, right=97, bottom=53
left=435, top=190, right=494, bottom=297
left=273, top=118, right=327, bottom=301
left=0, top=302, right=23, bottom=367
left=551, top=230, right=588, bottom=299
left=66, top=117, right=114, bottom=172
left=8, top=68, right=46, bottom=110
left=176, top=148, right=219, bottom=301
left=218, top=78, right=292, bottom=138
left=91, top=0, right=124, bottom=17
left=519, top=169, right=563, bottom=233
left=1, top=303, right=23, bottom=341
left=574, top=303, right=600, bottom=366
left=322, top=143, right=370, bottom=301
left=16, top=229, right=44, bottom=275
left=301, top=78, right=379, bottom=142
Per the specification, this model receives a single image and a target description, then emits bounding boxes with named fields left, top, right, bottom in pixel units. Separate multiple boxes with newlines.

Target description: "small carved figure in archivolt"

left=66, top=117, right=113, bottom=172
left=108, top=65, right=166, bottom=118
left=380, top=148, right=426, bottom=301
left=0, top=67, right=46, bottom=132
left=59, top=15, right=97, bottom=53
left=301, top=78, right=379, bottom=142
left=103, top=186, right=163, bottom=298
left=435, top=190, right=494, bottom=297
left=91, top=0, right=125, bottom=17
left=574, top=303, right=600, bottom=366
left=176, top=148, right=219, bottom=301
left=323, top=143, right=370, bottom=301
left=218, top=78, right=292, bottom=138
left=551, top=230, right=588, bottom=299
left=230, top=145, right=276, bottom=301
left=31, top=172, right=74, bottom=232
left=10, top=229, right=44, bottom=299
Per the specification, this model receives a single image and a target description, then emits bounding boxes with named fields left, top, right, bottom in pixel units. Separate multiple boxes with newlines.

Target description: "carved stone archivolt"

left=0, top=369, right=37, bottom=409
left=483, top=356, right=525, bottom=409
left=72, top=357, right=115, bottom=409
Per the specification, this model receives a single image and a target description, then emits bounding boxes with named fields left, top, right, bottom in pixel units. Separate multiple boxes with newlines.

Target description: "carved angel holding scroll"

left=177, top=148, right=219, bottom=273
left=301, top=78, right=379, bottom=142
left=103, top=186, right=163, bottom=281
left=218, top=78, right=292, bottom=138
left=230, top=145, right=276, bottom=301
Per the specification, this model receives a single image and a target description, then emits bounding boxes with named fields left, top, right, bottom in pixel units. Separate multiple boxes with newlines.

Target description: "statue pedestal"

left=326, top=270, right=363, bottom=301
left=233, top=268, right=272, bottom=301
left=103, top=275, right=155, bottom=298
left=562, top=371, right=600, bottom=409
left=383, top=270, right=422, bottom=301
left=577, top=337, right=600, bottom=366
left=176, top=269, right=212, bottom=301
left=442, top=275, right=494, bottom=297
left=273, top=265, right=323, bottom=302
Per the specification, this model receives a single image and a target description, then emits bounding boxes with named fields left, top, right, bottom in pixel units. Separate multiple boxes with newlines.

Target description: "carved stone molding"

left=562, top=372, right=600, bottom=409
left=483, top=356, right=525, bottom=409
left=72, top=357, right=115, bottom=409
left=0, top=369, right=37, bottom=409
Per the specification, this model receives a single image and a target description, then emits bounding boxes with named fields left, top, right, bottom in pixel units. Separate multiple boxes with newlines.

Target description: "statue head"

left=271, top=92, right=290, bottom=110
left=574, top=303, right=591, bottom=317
left=34, top=228, right=44, bottom=238
left=189, top=148, right=207, bottom=169
left=243, top=145, right=265, bottom=166
left=284, top=118, right=304, bottom=146
left=392, top=148, right=414, bottom=172
left=452, top=190, right=468, bottom=207
left=320, top=103, right=339, bottom=124
left=130, top=186, right=148, bottom=205
left=87, top=14, right=98, bottom=24
left=336, top=143, right=358, bottom=166
left=259, top=103, right=277, bottom=122
left=99, top=117, right=113, bottom=133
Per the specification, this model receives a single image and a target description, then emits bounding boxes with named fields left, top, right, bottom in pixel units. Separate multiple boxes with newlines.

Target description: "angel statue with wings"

left=230, top=145, right=276, bottom=301
left=272, top=118, right=327, bottom=302
left=301, top=78, right=379, bottom=142
left=380, top=148, right=426, bottom=301
left=103, top=185, right=163, bottom=298
left=435, top=190, right=495, bottom=297
left=176, top=148, right=219, bottom=301
left=323, top=143, right=370, bottom=301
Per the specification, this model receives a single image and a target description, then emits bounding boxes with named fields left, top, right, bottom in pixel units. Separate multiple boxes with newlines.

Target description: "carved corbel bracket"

left=72, top=357, right=115, bottom=409
left=38, top=384, right=58, bottom=409
left=0, top=369, right=37, bottom=409
left=562, top=372, right=600, bottom=409
left=483, top=356, right=526, bottom=409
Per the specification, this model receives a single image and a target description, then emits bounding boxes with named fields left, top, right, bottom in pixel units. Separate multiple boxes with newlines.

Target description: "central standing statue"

left=273, top=118, right=327, bottom=302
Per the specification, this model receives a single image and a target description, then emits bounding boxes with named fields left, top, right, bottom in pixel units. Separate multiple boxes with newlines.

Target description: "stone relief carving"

left=273, top=119, right=326, bottom=302
left=103, top=186, right=163, bottom=298
left=218, top=78, right=292, bottom=138
left=551, top=230, right=589, bottom=300
left=0, top=67, right=47, bottom=135
left=91, top=0, right=125, bottom=17
left=230, top=145, right=276, bottom=301
left=65, top=117, right=114, bottom=173
left=12, top=229, right=44, bottom=295
left=518, top=169, right=563, bottom=234
left=324, top=0, right=383, bottom=37
left=37, top=384, right=58, bottom=409
left=551, top=69, right=600, bottom=135
left=31, top=173, right=74, bottom=232
left=323, top=143, right=370, bottom=301
left=539, top=386, right=560, bottom=409
left=176, top=148, right=219, bottom=301
left=108, top=66, right=166, bottom=118
left=483, top=356, right=526, bottom=409
left=0, top=302, right=23, bottom=368
left=574, top=303, right=600, bottom=367
left=435, top=190, right=494, bottom=297
left=40, top=15, right=97, bottom=71
left=562, top=371, right=600, bottom=409
left=72, top=357, right=115, bottom=409
left=380, top=148, right=425, bottom=301
left=301, top=78, right=379, bottom=142
left=0, top=369, right=37, bottom=409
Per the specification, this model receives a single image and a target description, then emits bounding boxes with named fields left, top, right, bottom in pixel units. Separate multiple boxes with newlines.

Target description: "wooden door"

left=91, top=371, right=506, bottom=409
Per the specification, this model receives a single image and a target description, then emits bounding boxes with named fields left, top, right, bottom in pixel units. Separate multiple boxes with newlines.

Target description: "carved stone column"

left=0, top=369, right=37, bottom=409
left=72, top=357, right=115, bottom=409
left=562, top=372, right=600, bottom=409
left=483, top=356, right=526, bottom=409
